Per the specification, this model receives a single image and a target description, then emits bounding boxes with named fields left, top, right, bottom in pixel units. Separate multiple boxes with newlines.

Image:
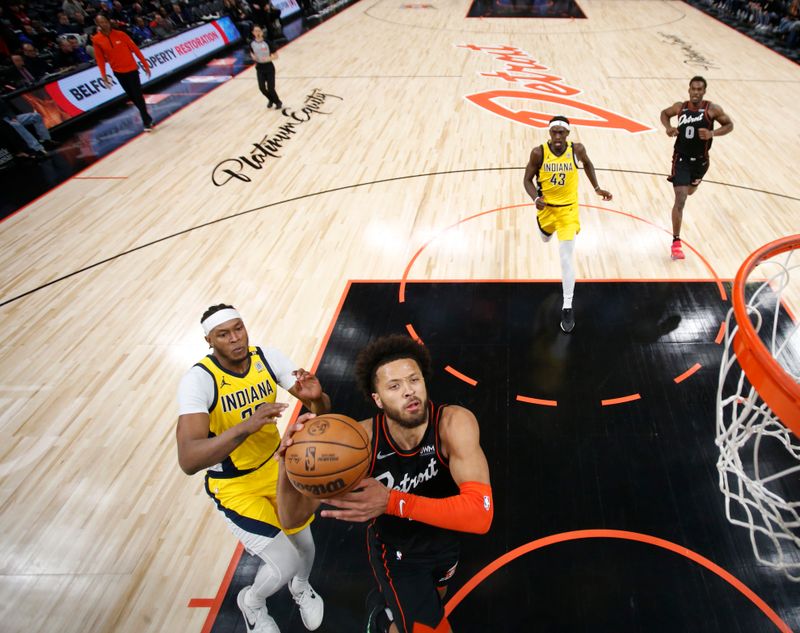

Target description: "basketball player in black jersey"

left=276, top=335, right=493, bottom=633
left=660, top=76, right=733, bottom=260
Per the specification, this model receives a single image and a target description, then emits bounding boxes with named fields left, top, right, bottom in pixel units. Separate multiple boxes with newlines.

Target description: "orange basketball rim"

left=731, top=234, right=800, bottom=435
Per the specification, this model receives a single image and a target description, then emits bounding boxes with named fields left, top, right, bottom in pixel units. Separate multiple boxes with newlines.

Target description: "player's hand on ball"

left=321, top=478, right=390, bottom=522
left=276, top=412, right=316, bottom=460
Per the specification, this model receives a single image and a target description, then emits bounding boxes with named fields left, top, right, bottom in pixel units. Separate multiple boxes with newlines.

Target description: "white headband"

left=549, top=120, right=570, bottom=131
left=202, top=308, right=242, bottom=335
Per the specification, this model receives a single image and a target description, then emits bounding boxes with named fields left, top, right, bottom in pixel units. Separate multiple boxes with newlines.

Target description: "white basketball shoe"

left=289, top=577, right=324, bottom=630
left=237, top=586, right=280, bottom=633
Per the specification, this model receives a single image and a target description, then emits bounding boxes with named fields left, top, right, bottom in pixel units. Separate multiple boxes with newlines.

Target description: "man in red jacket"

left=92, top=14, right=154, bottom=131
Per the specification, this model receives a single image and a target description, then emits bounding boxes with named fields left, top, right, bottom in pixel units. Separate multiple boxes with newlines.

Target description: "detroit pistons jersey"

left=368, top=401, right=460, bottom=554
left=674, top=100, right=713, bottom=158
left=537, top=141, right=579, bottom=206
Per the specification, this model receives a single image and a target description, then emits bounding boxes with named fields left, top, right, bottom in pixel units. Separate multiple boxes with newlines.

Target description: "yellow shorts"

left=537, top=202, right=580, bottom=241
left=205, top=458, right=313, bottom=537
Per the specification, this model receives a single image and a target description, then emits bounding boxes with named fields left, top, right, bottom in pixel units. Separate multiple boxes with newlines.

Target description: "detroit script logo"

left=458, top=44, right=650, bottom=133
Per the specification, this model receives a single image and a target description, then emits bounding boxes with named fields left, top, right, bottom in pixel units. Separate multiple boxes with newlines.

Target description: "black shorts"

left=667, top=152, right=710, bottom=187
left=367, top=524, right=460, bottom=633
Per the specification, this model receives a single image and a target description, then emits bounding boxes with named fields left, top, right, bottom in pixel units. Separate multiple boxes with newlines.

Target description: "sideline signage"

left=9, top=17, right=241, bottom=129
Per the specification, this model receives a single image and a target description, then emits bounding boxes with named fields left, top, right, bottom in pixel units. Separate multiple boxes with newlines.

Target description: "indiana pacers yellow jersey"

left=199, top=347, right=312, bottom=536
left=197, top=347, right=280, bottom=473
left=538, top=141, right=579, bottom=206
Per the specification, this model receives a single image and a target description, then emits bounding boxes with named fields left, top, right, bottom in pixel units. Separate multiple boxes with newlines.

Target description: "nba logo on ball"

left=305, top=446, right=316, bottom=471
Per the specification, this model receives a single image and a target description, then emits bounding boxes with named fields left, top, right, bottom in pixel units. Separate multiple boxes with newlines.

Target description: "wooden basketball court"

left=1, top=1, right=798, bottom=632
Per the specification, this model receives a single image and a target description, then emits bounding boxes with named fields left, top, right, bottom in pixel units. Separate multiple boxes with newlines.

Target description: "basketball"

left=284, top=413, right=370, bottom=499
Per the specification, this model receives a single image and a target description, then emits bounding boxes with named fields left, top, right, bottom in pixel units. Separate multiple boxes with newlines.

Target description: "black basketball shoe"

left=365, top=589, right=391, bottom=633
left=560, top=308, right=575, bottom=333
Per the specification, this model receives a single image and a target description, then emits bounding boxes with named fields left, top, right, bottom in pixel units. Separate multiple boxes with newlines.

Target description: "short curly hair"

left=354, top=334, right=432, bottom=400
left=201, top=303, right=235, bottom=324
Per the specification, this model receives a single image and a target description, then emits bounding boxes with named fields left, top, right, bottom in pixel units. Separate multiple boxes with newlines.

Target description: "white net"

left=716, top=246, right=800, bottom=581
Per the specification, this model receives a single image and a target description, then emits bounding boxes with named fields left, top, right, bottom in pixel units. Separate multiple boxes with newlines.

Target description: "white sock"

left=286, top=526, right=316, bottom=588
left=248, top=531, right=301, bottom=605
left=559, top=239, right=576, bottom=309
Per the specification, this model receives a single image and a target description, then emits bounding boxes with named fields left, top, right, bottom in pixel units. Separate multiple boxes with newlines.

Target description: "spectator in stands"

left=66, top=34, right=93, bottom=61
left=62, top=0, right=89, bottom=22
left=129, top=3, right=146, bottom=20
left=0, top=96, right=56, bottom=158
left=20, top=43, right=53, bottom=78
left=92, top=14, right=154, bottom=131
left=777, top=6, right=800, bottom=46
left=141, top=0, right=163, bottom=15
left=7, top=3, right=32, bottom=30
left=149, top=13, right=175, bottom=38
left=223, top=0, right=253, bottom=39
left=169, top=2, right=192, bottom=27
left=109, top=0, right=130, bottom=25
left=253, top=0, right=283, bottom=40
left=129, top=16, right=154, bottom=44
left=9, top=53, right=41, bottom=87
left=0, top=117, right=38, bottom=163
left=19, top=23, right=54, bottom=51
left=249, top=1, right=268, bottom=28
left=70, top=12, right=97, bottom=38
left=55, top=12, right=79, bottom=35
left=0, top=7, right=20, bottom=56
left=54, top=37, right=80, bottom=69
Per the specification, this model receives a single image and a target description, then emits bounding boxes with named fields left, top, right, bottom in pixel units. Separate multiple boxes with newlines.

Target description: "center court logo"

left=211, top=88, right=343, bottom=186
left=457, top=44, right=650, bottom=133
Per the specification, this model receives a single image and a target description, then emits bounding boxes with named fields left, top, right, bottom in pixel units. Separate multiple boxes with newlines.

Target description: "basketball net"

left=716, top=236, right=800, bottom=582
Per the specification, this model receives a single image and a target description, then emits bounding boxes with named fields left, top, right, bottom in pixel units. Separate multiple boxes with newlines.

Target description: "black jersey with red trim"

left=368, top=401, right=460, bottom=554
left=674, top=100, right=713, bottom=158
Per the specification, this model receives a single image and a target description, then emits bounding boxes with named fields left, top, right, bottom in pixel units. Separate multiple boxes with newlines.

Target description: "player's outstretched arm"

left=276, top=413, right=323, bottom=529
left=176, top=403, right=288, bottom=475
left=287, top=368, right=331, bottom=415
left=388, top=406, right=494, bottom=534
left=323, top=407, right=494, bottom=533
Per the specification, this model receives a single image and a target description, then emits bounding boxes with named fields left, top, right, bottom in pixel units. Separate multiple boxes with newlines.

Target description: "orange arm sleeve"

left=386, top=481, right=493, bottom=534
